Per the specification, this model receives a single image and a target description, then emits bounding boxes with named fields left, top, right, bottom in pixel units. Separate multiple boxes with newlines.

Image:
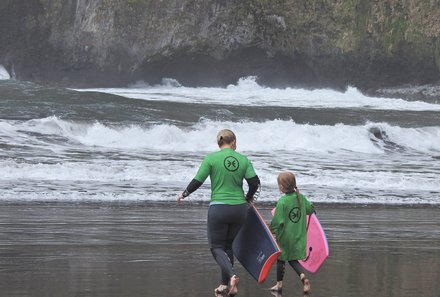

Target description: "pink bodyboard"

left=271, top=208, right=329, bottom=273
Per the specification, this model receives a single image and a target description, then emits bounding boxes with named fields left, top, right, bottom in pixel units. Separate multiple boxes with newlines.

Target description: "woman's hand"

left=176, top=193, right=185, bottom=203
left=246, top=195, right=254, bottom=204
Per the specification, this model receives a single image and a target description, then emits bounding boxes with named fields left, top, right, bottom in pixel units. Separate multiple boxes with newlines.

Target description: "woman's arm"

left=245, top=175, right=260, bottom=202
left=177, top=157, right=210, bottom=202
left=182, top=179, right=203, bottom=197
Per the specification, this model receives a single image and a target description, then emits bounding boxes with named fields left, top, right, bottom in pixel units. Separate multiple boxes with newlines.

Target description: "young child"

left=269, top=171, right=314, bottom=294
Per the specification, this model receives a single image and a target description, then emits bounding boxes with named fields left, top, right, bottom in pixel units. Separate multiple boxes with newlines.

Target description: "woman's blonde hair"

left=217, top=129, right=236, bottom=147
left=277, top=171, right=301, bottom=207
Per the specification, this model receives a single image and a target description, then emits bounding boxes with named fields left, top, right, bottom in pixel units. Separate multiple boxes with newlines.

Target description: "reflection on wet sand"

left=0, top=202, right=439, bottom=297
left=267, top=291, right=310, bottom=297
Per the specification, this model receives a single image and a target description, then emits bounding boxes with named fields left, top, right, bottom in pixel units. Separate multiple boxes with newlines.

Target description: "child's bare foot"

left=228, top=275, right=239, bottom=296
left=214, top=284, right=228, bottom=294
left=300, top=274, right=311, bottom=294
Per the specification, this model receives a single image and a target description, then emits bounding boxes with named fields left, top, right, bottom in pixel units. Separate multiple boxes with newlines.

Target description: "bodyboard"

left=271, top=208, right=329, bottom=273
left=232, top=205, right=281, bottom=283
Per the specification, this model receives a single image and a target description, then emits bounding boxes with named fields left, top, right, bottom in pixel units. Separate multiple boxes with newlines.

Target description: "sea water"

left=0, top=77, right=439, bottom=204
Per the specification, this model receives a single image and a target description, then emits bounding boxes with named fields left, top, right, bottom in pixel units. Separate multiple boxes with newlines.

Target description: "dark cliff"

left=1, top=0, right=439, bottom=89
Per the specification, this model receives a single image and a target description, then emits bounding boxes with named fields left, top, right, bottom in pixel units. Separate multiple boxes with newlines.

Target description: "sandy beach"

left=0, top=201, right=438, bottom=297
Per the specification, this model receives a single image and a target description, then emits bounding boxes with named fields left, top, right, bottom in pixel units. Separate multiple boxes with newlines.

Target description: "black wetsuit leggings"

left=207, top=203, right=248, bottom=285
left=276, top=259, right=305, bottom=281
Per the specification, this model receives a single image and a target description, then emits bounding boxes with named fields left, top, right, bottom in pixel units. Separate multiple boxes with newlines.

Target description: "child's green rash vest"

left=193, top=148, right=257, bottom=205
left=269, top=193, right=314, bottom=261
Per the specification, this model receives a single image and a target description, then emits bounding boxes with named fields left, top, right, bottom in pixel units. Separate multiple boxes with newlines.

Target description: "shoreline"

left=1, top=199, right=439, bottom=209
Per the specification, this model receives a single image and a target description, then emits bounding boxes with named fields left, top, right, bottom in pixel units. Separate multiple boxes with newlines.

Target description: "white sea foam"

left=0, top=158, right=198, bottom=182
left=0, top=65, right=10, bottom=80
left=0, top=156, right=438, bottom=204
left=75, top=76, right=440, bottom=111
left=378, top=84, right=440, bottom=99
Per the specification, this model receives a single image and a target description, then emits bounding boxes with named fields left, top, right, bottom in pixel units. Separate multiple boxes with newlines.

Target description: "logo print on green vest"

left=288, top=207, right=301, bottom=223
left=224, top=156, right=239, bottom=172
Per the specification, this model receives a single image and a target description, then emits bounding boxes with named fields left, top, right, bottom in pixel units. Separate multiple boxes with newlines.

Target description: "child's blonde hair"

left=277, top=171, right=301, bottom=207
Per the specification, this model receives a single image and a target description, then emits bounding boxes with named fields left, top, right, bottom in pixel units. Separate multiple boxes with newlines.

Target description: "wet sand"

left=0, top=201, right=439, bottom=297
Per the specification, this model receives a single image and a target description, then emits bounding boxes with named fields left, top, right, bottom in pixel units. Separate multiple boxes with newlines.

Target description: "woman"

left=177, top=129, right=260, bottom=296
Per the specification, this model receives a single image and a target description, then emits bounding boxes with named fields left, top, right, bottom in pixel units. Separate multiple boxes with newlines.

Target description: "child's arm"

left=304, top=196, right=315, bottom=215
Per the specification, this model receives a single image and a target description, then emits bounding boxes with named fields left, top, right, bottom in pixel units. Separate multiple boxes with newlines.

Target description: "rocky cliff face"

left=1, top=0, right=439, bottom=89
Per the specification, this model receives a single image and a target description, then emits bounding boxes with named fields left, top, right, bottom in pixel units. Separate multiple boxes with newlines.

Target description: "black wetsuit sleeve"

left=245, top=175, right=260, bottom=201
left=182, top=179, right=203, bottom=197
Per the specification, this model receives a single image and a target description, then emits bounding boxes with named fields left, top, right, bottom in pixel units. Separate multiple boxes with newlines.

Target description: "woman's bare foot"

left=214, top=284, right=228, bottom=294
left=270, top=290, right=283, bottom=297
left=268, top=281, right=283, bottom=292
left=300, top=274, right=311, bottom=294
left=228, top=275, right=239, bottom=296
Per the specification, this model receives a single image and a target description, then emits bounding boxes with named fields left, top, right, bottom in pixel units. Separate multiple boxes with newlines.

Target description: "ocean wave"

left=376, top=84, right=440, bottom=103
left=0, top=65, right=11, bottom=80
left=1, top=117, right=439, bottom=154
left=75, top=76, right=440, bottom=111
left=1, top=116, right=439, bottom=204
